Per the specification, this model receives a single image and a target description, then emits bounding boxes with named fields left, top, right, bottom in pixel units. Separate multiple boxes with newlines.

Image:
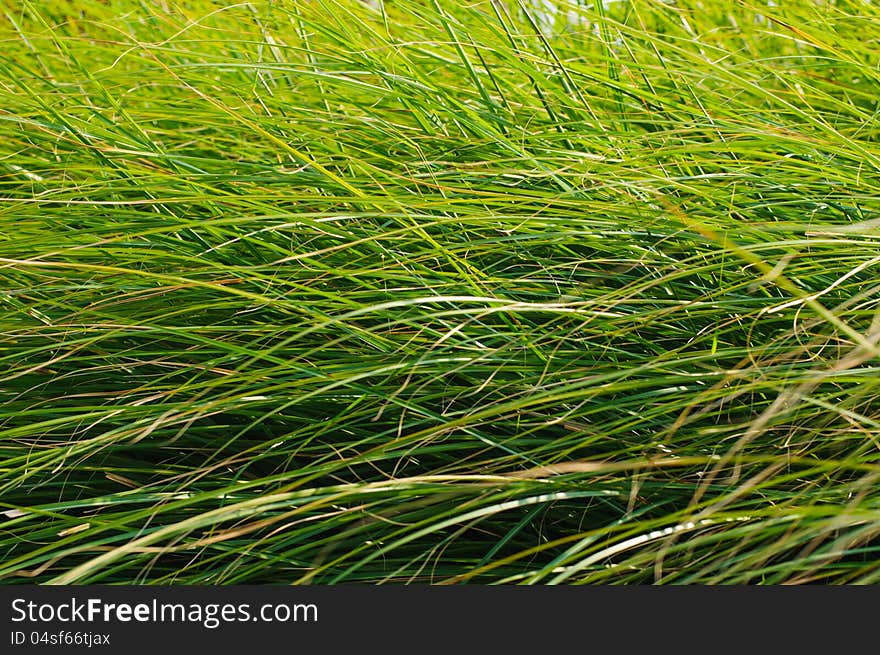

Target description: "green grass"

left=1, top=0, right=879, bottom=584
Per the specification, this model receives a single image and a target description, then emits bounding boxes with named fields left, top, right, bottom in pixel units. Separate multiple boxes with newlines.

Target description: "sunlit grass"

left=1, top=0, right=879, bottom=584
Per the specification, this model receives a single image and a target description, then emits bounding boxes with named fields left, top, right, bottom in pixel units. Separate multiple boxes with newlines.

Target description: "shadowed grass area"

left=1, top=0, right=879, bottom=584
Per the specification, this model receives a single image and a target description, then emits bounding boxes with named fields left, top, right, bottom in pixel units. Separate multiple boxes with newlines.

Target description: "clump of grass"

left=1, top=0, right=879, bottom=584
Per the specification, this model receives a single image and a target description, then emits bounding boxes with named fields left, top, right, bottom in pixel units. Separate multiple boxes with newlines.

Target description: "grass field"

left=1, top=0, right=880, bottom=584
